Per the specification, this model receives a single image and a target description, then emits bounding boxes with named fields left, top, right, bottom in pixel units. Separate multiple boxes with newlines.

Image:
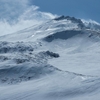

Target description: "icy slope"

left=0, top=16, right=85, bottom=42
left=0, top=41, right=60, bottom=84
left=0, top=16, right=99, bottom=42
left=0, top=16, right=100, bottom=100
left=1, top=71, right=100, bottom=100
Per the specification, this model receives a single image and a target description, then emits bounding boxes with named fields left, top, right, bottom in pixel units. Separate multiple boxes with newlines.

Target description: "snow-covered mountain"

left=0, top=16, right=100, bottom=100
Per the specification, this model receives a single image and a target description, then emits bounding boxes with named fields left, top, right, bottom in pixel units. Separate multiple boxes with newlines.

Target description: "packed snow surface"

left=0, top=16, right=100, bottom=100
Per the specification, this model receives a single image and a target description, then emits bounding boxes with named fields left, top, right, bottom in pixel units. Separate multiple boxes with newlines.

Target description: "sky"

left=0, top=0, right=56, bottom=35
left=0, top=0, right=99, bottom=36
left=33, top=0, right=100, bottom=22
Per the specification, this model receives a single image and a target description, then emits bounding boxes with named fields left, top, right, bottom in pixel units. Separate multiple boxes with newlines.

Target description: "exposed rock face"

left=54, top=15, right=85, bottom=29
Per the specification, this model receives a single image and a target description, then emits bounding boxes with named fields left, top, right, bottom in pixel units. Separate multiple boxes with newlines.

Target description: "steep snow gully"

left=0, top=16, right=100, bottom=100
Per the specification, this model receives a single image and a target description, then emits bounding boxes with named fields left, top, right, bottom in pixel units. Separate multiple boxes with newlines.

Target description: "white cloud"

left=0, top=0, right=57, bottom=36
left=0, top=0, right=29, bottom=21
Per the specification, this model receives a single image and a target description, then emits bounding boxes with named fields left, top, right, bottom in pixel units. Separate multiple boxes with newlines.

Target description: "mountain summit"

left=0, top=16, right=100, bottom=42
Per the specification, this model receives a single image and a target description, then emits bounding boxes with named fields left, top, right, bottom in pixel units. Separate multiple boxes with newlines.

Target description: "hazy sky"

left=33, top=0, right=100, bottom=22
left=0, top=0, right=99, bottom=36
left=0, top=0, right=56, bottom=35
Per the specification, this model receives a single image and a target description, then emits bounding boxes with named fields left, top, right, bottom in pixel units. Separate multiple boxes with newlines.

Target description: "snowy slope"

left=0, top=16, right=100, bottom=100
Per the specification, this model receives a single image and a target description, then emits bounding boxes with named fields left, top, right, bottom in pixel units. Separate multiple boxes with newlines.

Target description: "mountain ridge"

left=0, top=16, right=100, bottom=42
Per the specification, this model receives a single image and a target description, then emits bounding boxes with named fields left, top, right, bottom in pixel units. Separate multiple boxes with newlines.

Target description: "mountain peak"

left=54, top=15, right=85, bottom=29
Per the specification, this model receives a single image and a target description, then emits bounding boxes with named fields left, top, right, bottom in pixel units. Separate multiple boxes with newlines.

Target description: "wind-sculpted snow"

left=0, top=41, right=60, bottom=84
left=0, top=43, right=89, bottom=86
left=0, top=41, right=34, bottom=53
left=43, top=29, right=83, bottom=42
left=0, top=16, right=100, bottom=43
left=1, top=16, right=100, bottom=100
left=0, top=63, right=56, bottom=84
left=0, top=16, right=81, bottom=42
